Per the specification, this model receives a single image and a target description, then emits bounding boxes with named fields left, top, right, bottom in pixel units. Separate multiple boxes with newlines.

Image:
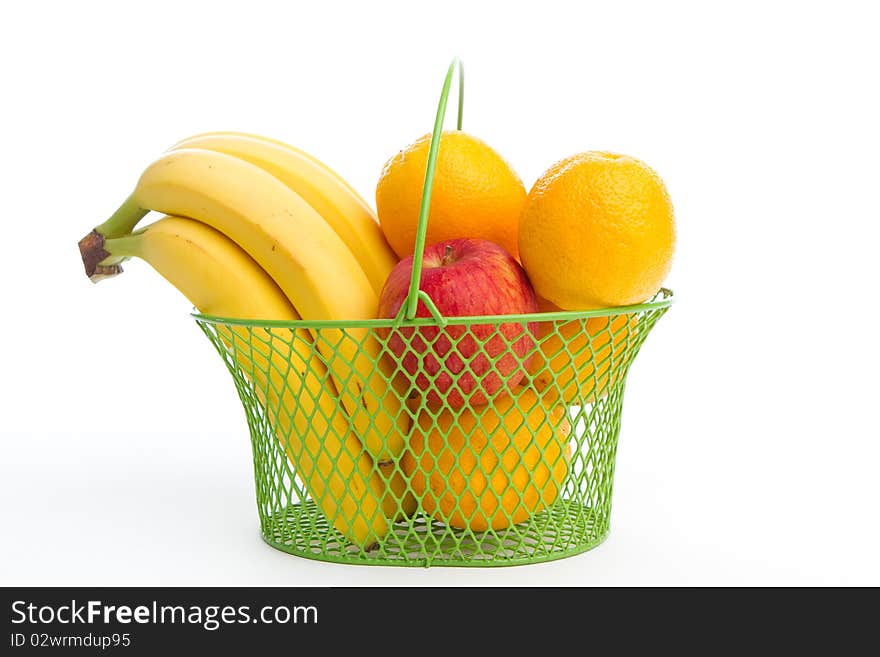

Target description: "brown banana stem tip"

left=78, top=229, right=122, bottom=282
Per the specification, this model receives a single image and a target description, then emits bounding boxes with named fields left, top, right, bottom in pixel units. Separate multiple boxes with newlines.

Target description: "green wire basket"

left=194, top=59, right=673, bottom=567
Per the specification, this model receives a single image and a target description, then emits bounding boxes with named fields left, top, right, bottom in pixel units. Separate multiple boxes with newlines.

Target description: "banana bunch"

left=79, top=133, right=412, bottom=548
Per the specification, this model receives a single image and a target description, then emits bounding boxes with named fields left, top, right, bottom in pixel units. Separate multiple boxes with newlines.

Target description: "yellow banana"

left=169, top=131, right=398, bottom=295
left=378, top=461, right=417, bottom=522
left=91, top=148, right=407, bottom=463
left=102, top=216, right=389, bottom=547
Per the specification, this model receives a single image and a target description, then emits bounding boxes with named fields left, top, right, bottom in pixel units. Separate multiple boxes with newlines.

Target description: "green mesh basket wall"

left=194, top=289, right=671, bottom=567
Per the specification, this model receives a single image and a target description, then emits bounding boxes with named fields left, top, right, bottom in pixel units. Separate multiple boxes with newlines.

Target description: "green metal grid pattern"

left=194, top=289, right=671, bottom=567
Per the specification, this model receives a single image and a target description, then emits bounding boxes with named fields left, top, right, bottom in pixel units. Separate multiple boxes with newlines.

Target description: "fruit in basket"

left=96, top=215, right=389, bottom=547
left=377, top=238, right=539, bottom=409
left=379, top=461, right=417, bottom=522
left=529, top=297, right=638, bottom=404
left=519, top=152, right=675, bottom=309
left=401, top=389, right=571, bottom=531
left=168, top=131, right=398, bottom=295
left=80, top=146, right=408, bottom=464
left=376, top=131, right=526, bottom=260
left=76, top=52, right=676, bottom=566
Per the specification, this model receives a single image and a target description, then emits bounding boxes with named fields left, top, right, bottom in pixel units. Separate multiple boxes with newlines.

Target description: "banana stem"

left=96, top=194, right=149, bottom=239
left=78, top=195, right=148, bottom=282
left=102, top=233, right=142, bottom=260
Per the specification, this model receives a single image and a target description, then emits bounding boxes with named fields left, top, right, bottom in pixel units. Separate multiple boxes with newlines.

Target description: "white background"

left=1, top=1, right=878, bottom=586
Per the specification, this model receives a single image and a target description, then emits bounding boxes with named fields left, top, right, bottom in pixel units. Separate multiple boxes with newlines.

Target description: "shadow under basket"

left=194, top=288, right=672, bottom=567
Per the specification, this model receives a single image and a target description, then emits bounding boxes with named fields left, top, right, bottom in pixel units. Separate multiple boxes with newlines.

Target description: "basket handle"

left=398, top=58, right=464, bottom=327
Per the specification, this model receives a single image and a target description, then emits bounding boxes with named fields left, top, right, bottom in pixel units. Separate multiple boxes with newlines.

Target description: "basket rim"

left=192, top=288, right=674, bottom=329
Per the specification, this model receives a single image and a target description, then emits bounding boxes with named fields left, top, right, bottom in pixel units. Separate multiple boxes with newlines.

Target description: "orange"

left=519, top=152, right=675, bottom=308
left=528, top=297, right=637, bottom=404
left=401, top=390, right=571, bottom=531
left=376, top=131, right=526, bottom=260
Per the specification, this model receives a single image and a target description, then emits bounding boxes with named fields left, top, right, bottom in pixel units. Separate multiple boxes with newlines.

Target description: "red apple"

left=377, top=238, right=539, bottom=409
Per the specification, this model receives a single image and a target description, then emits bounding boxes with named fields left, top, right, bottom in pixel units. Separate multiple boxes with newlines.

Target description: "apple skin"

left=378, top=238, right=539, bottom=409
